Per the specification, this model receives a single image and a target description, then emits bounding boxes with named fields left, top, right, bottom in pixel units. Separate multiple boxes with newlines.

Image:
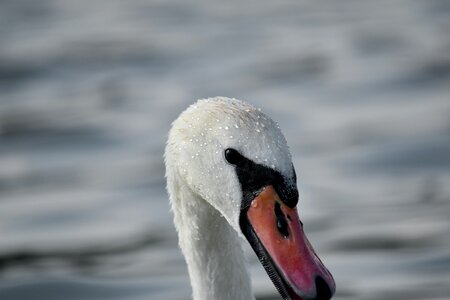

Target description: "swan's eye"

left=224, top=148, right=244, bottom=165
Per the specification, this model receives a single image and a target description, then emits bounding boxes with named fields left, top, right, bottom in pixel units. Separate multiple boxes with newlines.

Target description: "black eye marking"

left=275, top=202, right=289, bottom=238
left=227, top=149, right=298, bottom=209
left=224, top=148, right=244, bottom=165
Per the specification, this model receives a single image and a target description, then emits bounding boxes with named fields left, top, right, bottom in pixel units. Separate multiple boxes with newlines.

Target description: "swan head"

left=165, top=97, right=335, bottom=300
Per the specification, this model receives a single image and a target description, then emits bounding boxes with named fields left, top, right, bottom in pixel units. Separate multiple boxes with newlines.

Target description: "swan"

left=165, top=97, right=335, bottom=300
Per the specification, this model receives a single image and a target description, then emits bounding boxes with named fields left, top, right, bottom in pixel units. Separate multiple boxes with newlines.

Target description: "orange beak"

left=246, top=186, right=335, bottom=300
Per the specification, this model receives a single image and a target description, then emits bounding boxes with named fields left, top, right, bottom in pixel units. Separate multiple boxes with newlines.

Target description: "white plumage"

left=164, top=97, right=334, bottom=300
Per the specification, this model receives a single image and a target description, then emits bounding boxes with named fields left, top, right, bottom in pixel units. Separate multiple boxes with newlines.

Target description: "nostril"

left=274, top=202, right=289, bottom=238
left=314, top=276, right=333, bottom=300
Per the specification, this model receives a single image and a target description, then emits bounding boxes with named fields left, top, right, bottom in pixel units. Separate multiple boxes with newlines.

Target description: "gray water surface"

left=1, top=0, right=450, bottom=299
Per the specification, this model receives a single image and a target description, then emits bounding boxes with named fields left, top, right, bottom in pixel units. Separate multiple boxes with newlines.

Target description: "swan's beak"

left=246, top=186, right=335, bottom=300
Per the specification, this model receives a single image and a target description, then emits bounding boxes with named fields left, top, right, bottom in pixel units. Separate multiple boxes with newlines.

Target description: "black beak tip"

left=313, top=276, right=333, bottom=300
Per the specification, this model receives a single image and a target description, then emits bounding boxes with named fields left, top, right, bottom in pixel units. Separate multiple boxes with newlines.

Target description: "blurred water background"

left=1, top=0, right=450, bottom=299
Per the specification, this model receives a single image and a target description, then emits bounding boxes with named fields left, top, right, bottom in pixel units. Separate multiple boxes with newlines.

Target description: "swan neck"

left=170, top=180, right=254, bottom=300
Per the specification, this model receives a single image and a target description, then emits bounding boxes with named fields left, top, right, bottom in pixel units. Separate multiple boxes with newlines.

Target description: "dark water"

left=1, top=0, right=450, bottom=299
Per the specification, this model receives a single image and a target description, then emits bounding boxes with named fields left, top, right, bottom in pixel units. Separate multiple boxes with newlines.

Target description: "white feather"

left=165, top=97, right=295, bottom=300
